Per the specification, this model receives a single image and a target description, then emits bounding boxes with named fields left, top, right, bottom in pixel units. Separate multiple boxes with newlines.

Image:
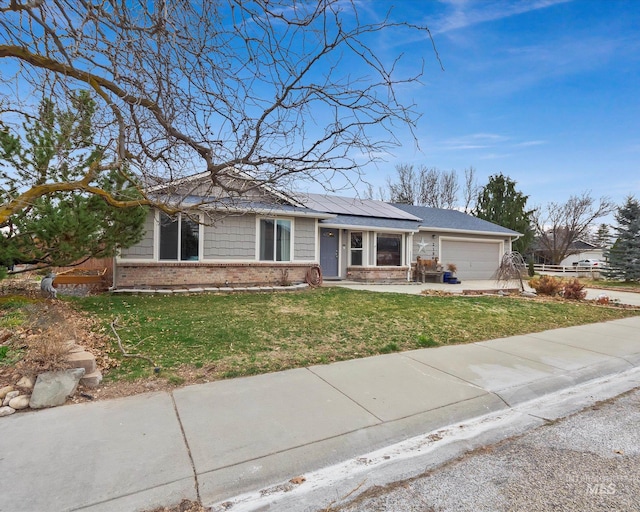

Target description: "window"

left=259, top=218, right=291, bottom=261
left=159, top=213, right=199, bottom=261
left=376, top=233, right=402, bottom=266
left=350, top=232, right=363, bottom=266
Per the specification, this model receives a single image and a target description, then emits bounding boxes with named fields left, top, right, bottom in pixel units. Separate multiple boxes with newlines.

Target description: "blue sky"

left=344, top=0, right=640, bottom=212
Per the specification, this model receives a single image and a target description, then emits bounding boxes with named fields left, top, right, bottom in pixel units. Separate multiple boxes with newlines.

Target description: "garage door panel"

left=441, top=240, right=501, bottom=280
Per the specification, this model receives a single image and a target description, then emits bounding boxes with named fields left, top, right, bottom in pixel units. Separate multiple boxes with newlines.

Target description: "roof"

left=319, top=214, right=422, bottom=232
left=391, top=204, right=521, bottom=236
left=150, top=173, right=519, bottom=236
left=296, top=193, right=421, bottom=221
left=169, top=195, right=334, bottom=219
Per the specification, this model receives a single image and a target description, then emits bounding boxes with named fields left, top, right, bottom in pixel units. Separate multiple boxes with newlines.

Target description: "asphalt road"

left=330, top=387, right=640, bottom=512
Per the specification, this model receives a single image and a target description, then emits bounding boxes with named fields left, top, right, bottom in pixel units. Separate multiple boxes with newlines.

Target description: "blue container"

left=443, top=271, right=452, bottom=281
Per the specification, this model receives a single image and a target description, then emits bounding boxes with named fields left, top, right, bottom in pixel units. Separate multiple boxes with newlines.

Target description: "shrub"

left=529, top=275, right=564, bottom=296
left=563, top=279, right=587, bottom=300
left=446, top=263, right=457, bottom=273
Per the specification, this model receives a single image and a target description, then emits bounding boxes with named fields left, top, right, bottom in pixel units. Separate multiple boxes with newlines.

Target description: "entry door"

left=320, top=228, right=340, bottom=278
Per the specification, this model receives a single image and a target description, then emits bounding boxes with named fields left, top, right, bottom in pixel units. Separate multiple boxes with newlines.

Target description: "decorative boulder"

left=16, top=376, right=35, bottom=390
left=0, top=385, right=15, bottom=400
left=2, top=390, right=20, bottom=407
left=9, top=395, right=30, bottom=410
left=0, top=406, right=15, bottom=417
left=29, top=368, right=86, bottom=409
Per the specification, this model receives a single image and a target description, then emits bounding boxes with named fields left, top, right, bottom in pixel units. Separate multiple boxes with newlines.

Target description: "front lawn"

left=74, top=287, right=640, bottom=383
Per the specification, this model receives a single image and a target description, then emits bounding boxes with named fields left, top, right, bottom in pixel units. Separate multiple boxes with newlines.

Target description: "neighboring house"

left=529, top=239, right=605, bottom=266
left=559, top=240, right=605, bottom=266
left=114, top=174, right=521, bottom=289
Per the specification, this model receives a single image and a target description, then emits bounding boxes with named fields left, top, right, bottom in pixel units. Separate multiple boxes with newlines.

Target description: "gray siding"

left=203, top=214, right=255, bottom=260
left=413, top=232, right=439, bottom=261
left=119, top=212, right=155, bottom=259
left=294, top=218, right=316, bottom=261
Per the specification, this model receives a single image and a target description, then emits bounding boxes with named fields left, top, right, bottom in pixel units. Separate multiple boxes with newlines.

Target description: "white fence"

left=533, top=264, right=603, bottom=277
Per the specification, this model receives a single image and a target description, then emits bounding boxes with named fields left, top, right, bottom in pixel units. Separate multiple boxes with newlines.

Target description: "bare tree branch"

left=533, top=192, right=615, bottom=264
left=1, top=0, right=438, bottom=223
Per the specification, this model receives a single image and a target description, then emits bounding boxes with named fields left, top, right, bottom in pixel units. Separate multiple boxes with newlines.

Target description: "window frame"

left=258, top=217, right=293, bottom=262
left=350, top=231, right=364, bottom=266
left=375, top=232, right=403, bottom=267
left=158, top=211, right=201, bottom=262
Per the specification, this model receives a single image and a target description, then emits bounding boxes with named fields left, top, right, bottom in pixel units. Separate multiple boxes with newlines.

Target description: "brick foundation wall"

left=115, top=262, right=314, bottom=289
left=346, top=266, right=410, bottom=283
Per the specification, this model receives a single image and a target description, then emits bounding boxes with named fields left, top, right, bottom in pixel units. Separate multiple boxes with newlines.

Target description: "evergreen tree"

left=606, top=196, right=640, bottom=282
left=473, top=174, right=534, bottom=255
left=1, top=93, right=147, bottom=272
left=594, top=223, right=613, bottom=247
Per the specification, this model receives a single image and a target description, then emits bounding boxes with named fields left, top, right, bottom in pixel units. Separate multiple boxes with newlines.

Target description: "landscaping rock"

left=0, top=406, right=15, bottom=417
left=0, top=385, right=14, bottom=399
left=64, top=341, right=85, bottom=354
left=65, top=350, right=97, bottom=374
left=16, top=376, right=35, bottom=390
left=3, top=390, right=20, bottom=406
left=80, top=369, right=103, bottom=388
left=29, top=368, right=85, bottom=409
left=8, top=395, right=30, bottom=410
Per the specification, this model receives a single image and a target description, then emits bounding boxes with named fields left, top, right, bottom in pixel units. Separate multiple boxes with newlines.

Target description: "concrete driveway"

left=327, top=280, right=640, bottom=306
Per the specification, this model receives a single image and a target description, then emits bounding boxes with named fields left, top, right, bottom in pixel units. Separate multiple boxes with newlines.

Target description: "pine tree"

left=606, top=196, right=640, bottom=282
left=594, top=223, right=613, bottom=247
left=1, top=93, right=147, bottom=272
left=473, top=174, right=535, bottom=255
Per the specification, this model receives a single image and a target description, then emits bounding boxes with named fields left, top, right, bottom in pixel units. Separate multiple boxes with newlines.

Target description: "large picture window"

left=350, top=232, right=363, bottom=266
left=159, top=213, right=199, bottom=261
left=376, top=233, right=402, bottom=266
left=260, top=218, right=291, bottom=261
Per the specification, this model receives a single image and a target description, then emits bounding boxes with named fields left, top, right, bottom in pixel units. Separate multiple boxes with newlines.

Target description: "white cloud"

left=432, top=0, right=574, bottom=35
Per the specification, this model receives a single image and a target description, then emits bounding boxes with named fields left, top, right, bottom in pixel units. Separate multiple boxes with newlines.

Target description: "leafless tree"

left=532, top=192, right=616, bottom=264
left=462, top=166, right=479, bottom=213
left=438, top=169, right=458, bottom=209
left=387, top=164, right=458, bottom=208
left=387, top=163, right=417, bottom=204
left=417, top=166, right=439, bottom=206
left=494, top=251, right=526, bottom=292
left=0, top=0, right=439, bottom=225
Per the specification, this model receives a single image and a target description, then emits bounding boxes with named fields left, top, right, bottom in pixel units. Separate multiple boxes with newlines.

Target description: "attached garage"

left=440, top=238, right=503, bottom=280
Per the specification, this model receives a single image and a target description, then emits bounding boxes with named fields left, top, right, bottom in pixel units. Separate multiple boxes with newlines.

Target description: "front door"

left=320, top=228, right=340, bottom=278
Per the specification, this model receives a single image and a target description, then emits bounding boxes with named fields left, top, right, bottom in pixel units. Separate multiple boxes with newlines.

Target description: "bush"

left=562, top=279, right=587, bottom=300
left=529, top=275, right=564, bottom=296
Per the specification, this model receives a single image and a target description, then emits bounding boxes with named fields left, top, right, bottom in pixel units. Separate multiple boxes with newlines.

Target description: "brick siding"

left=346, top=266, right=409, bottom=283
left=115, top=262, right=314, bottom=288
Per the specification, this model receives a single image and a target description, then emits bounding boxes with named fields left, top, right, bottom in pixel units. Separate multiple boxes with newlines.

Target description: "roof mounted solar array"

left=296, top=193, right=422, bottom=221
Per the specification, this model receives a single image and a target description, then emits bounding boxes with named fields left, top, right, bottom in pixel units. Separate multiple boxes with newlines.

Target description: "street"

left=331, top=387, right=640, bottom=512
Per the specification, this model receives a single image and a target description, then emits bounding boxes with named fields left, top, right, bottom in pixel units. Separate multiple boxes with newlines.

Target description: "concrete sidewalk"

left=1, top=317, right=639, bottom=512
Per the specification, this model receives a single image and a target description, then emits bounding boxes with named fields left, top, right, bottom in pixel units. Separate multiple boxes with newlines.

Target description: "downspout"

left=510, top=234, right=521, bottom=252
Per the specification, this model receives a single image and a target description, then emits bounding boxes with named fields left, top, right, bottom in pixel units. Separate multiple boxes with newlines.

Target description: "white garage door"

left=441, top=239, right=501, bottom=280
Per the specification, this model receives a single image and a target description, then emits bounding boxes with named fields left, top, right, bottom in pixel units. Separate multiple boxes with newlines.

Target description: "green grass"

left=0, top=295, right=33, bottom=366
left=72, top=287, right=640, bottom=383
left=0, top=295, right=33, bottom=329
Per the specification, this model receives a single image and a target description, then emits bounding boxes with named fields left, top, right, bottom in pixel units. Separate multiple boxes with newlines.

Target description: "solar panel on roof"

left=297, top=193, right=422, bottom=221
